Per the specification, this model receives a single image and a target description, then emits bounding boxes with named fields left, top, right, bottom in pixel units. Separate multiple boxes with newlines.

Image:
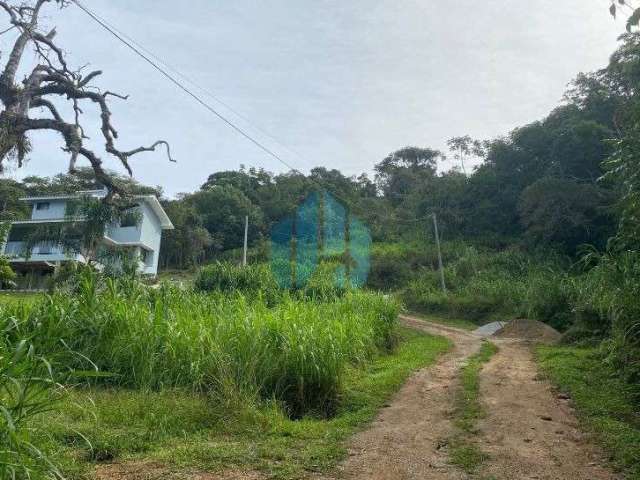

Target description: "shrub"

left=574, top=251, right=640, bottom=393
left=195, top=262, right=279, bottom=302
left=301, top=261, right=350, bottom=301
left=522, top=269, right=574, bottom=331
left=0, top=256, right=16, bottom=290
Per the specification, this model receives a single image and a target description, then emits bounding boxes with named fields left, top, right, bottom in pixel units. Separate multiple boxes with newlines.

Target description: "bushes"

left=0, top=255, right=16, bottom=289
left=572, top=251, right=640, bottom=391
left=195, top=262, right=279, bottom=301
left=367, top=241, right=469, bottom=291
left=399, top=244, right=577, bottom=327
left=2, top=272, right=400, bottom=417
left=523, top=269, right=574, bottom=331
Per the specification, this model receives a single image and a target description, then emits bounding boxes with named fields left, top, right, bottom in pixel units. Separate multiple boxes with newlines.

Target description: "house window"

left=36, top=202, right=50, bottom=211
left=140, top=249, right=153, bottom=265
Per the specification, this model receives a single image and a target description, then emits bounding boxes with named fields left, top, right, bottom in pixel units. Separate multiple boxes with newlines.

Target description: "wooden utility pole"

left=242, top=215, right=249, bottom=266
left=432, top=213, right=446, bottom=294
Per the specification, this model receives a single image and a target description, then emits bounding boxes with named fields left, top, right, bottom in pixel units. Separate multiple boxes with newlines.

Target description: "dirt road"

left=321, top=315, right=620, bottom=480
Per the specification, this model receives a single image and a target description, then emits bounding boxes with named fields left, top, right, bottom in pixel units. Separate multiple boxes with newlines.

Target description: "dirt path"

left=478, top=340, right=621, bottom=480
left=321, top=315, right=620, bottom=480
left=318, top=315, right=481, bottom=480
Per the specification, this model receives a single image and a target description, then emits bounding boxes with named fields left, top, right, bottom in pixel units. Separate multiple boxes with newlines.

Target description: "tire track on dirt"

left=322, top=316, right=621, bottom=480
left=317, top=315, right=481, bottom=480
left=477, top=339, right=621, bottom=480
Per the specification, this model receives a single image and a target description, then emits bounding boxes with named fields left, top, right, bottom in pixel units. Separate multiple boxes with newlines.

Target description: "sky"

left=0, top=0, right=627, bottom=197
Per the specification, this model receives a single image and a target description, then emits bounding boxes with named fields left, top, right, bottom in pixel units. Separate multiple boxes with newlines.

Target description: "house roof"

left=136, top=195, right=174, bottom=230
left=18, top=190, right=174, bottom=230
left=19, top=189, right=108, bottom=202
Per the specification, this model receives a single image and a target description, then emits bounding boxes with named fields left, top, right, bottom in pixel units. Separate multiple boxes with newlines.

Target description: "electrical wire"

left=71, top=0, right=436, bottom=226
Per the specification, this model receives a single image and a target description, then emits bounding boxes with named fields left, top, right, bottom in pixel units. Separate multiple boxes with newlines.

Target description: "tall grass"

left=195, top=262, right=279, bottom=300
left=572, top=251, right=640, bottom=393
left=1, top=321, right=64, bottom=480
left=3, top=270, right=399, bottom=417
left=399, top=246, right=570, bottom=325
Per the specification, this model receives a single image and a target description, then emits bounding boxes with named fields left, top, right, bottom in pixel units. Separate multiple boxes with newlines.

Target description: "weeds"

left=41, top=328, right=451, bottom=479
left=449, top=341, right=498, bottom=473
left=537, top=346, right=640, bottom=479
left=0, top=326, right=64, bottom=480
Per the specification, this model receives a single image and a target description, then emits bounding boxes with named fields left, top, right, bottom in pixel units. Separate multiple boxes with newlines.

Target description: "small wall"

left=29, top=200, right=67, bottom=220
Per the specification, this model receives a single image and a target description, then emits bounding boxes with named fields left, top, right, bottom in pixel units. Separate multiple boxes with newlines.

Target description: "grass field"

left=0, top=291, right=42, bottom=306
left=38, top=327, right=451, bottom=479
left=537, top=346, right=640, bottom=480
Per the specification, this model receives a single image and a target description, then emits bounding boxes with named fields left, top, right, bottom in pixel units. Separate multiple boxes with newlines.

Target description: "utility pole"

left=432, top=213, right=446, bottom=294
left=242, top=215, right=248, bottom=267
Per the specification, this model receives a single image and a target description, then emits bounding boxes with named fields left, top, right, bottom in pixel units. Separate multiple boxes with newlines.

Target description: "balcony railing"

left=3, top=241, right=65, bottom=257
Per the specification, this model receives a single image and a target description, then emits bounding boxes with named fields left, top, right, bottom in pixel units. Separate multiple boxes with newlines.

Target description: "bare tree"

left=0, top=0, right=174, bottom=200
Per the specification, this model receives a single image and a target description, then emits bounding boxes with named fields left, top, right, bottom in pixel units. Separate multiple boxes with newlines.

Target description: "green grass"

left=40, top=327, right=451, bottom=479
left=406, top=311, right=478, bottom=331
left=156, top=269, right=197, bottom=285
left=537, top=346, right=640, bottom=480
left=0, top=291, right=42, bottom=306
left=3, top=273, right=401, bottom=417
left=449, top=341, right=498, bottom=473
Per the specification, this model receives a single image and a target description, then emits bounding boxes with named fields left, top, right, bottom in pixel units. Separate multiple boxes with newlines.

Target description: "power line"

left=71, top=3, right=310, bottom=167
left=71, top=0, right=435, bottom=226
left=71, top=0, right=298, bottom=171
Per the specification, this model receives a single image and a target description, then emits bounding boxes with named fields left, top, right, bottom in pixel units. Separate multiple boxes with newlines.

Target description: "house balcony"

left=3, top=241, right=83, bottom=264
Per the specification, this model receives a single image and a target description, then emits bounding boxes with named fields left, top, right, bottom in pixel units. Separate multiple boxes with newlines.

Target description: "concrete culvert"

left=473, top=321, right=507, bottom=337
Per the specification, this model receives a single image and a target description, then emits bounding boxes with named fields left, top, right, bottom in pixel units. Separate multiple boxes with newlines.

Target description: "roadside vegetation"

left=0, top=251, right=482, bottom=479
left=0, top=265, right=452, bottom=478
left=537, top=346, right=640, bottom=480
left=37, top=328, right=449, bottom=479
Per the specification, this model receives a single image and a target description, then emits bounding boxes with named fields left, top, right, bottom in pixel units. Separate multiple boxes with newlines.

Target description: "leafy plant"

left=0, top=325, right=64, bottom=479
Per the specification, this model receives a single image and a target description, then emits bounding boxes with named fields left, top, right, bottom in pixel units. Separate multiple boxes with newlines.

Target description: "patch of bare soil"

left=494, top=318, right=561, bottom=344
left=478, top=339, right=621, bottom=480
left=94, top=462, right=264, bottom=480
left=317, top=315, right=481, bottom=480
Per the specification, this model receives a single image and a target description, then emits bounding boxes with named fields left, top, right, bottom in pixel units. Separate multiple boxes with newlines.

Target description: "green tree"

left=519, top=177, right=614, bottom=253
left=159, top=198, right=212, bottom=269
left=188, top=186, right=264, bottom=255
left=375, top=147, right=442, bottom=206
left=0, top=222, right=16, bottom=289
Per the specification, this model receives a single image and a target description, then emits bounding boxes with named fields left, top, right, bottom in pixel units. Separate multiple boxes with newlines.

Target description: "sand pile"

left=493, top=319, right=561, bottom=344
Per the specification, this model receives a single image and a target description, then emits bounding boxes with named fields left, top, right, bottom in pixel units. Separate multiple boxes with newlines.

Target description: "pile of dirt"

left=493, top=318, right=561, bottom=344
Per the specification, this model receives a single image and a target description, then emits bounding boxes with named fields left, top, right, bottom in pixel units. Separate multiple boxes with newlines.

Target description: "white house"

left=1, top=188, right=173, bottom=278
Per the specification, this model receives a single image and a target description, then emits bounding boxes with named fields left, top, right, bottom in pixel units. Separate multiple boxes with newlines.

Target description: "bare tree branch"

left=0, top=0, right=175, bottom=200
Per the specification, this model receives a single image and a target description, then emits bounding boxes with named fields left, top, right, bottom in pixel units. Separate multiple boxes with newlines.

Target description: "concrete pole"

left=242, top=215, right=248, bottom=267
left=432, top=213, right=446, bottom=294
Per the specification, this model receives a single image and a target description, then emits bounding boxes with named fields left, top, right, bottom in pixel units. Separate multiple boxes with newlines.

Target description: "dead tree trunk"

left=0, top=0, right=174, bottom=200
